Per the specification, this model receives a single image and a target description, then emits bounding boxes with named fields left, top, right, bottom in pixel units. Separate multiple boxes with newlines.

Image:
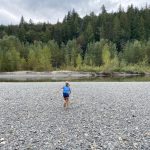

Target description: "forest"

left=0, top=5, right=150, bottom=72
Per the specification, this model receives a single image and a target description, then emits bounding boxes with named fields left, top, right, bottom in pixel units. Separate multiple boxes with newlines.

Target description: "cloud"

left=0, top=0, right=149, bottom=25
left=0, top=9, right=18, bottom=24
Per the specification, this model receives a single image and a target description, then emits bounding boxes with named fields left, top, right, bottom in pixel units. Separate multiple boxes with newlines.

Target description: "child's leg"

left=64, top=98, right=67, bottom=107
left=66, top=98, right=69, bottom=107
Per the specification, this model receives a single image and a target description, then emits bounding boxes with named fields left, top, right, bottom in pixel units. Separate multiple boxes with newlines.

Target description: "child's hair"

left=65, top=81, right=69, bottom=86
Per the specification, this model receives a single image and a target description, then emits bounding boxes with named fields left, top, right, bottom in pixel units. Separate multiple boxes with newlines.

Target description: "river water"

left=0, top=75, right=150, bottom=82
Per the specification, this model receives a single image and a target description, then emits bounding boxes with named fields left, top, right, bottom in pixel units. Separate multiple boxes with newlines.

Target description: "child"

left=62, top=81, right=71, bottom=108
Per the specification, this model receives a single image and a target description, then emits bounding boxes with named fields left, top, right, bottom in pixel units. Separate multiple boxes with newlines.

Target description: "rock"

left=144, top=132, right=150, bottom=137
left=0, top=141, right=6, bottom=145
left=84, top=133, right=88, bottom=137
left=32, top=140, right=39, bottom=143
left=133, top=143, right=138, bottom=148
left=0, top=138, right=6, bottom=145
left=0, top=82, right=150, bottom=149
left=108, top=142, right=115, bottom=150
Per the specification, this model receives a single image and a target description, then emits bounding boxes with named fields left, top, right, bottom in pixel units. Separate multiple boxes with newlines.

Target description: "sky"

left=0, top=0, right=149, bottom=25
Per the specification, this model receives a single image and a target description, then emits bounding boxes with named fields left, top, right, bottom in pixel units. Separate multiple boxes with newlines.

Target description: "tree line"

left=0, top=5, right=150, bottom=72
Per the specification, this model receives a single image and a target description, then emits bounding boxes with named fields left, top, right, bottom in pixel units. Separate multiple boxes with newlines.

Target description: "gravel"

left=0, top=82, right=150, bottom=150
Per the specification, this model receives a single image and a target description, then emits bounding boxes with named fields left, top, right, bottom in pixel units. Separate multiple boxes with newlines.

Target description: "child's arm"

left=55, top=87, right=63, bottom=94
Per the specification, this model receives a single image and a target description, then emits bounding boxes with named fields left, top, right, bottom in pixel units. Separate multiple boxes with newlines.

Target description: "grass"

left=60, top=64, right=150, bottom=74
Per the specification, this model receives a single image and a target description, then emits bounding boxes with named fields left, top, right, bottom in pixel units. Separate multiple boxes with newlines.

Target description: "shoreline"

left=0, top=71, right=147, bottom=78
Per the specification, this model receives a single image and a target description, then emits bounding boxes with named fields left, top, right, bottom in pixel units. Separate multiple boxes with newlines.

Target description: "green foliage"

left=65, top=39, right=80, bottom=67
left=84, top=39, right=110, bottom=66
left=123, top=40, right=145, bottom=64
left=3, top=48, right=22, bottom=71
left=102, top=44, right=111, bottom=65
left=110, top=55, right=119, bottom=69
left=0, top=5, right=149, bottom=49
left=0, top=35, right=150, bottom=73
left=36, top=46, right=52, bottom=71
left=0, top=51, right=3, bottom=71
left=0, top=5, right=150, bottom=72
left=48, top=40, right=62, bottom=68
left=27, top=49, right=37, bottom=70
left=145, top=39, right=150, bottom=63
left=76, top=54, right=82, bottom=69
left=84, top=22, right=94, bottom=43
left=27, top=43, right=52, bottom=71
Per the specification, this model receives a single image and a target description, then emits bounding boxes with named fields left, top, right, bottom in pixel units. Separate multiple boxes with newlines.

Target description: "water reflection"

left=0, top=75, right=150, bottom=82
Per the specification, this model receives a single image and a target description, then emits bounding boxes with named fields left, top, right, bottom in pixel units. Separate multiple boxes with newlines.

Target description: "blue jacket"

left=63, top=86, right=71, bottom=94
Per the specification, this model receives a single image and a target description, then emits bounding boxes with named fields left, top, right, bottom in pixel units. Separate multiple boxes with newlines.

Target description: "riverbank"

left=1, top=71, right=150, bottom=82
left=0, top=70, right=148, bottom=78
left=0, top=82, right=149, bottom=149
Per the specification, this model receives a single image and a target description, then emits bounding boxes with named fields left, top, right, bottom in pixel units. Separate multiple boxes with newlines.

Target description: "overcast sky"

left=0, top=0, right=149, bottom=25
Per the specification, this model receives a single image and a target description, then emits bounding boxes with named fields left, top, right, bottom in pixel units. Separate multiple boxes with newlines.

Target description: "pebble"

left=0, top=82, right=149, bottom=149
left=0, top=138, right=6, bottom=145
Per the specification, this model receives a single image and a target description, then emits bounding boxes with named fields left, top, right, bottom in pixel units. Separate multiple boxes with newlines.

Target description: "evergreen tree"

left=84, top=22, right=94, bottom=43
left=139, top=17, right=145, bottom=40
left=0, top=5, right=149, bottom=72
left=113, top=16, right=121, bottom=43
left=101, top=5, right=107, bottom=14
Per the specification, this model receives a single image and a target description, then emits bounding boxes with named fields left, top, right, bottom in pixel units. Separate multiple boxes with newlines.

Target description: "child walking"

left=62, top=81, right=71, bottom=108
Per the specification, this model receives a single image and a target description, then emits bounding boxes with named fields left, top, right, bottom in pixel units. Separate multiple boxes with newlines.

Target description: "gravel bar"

left=0, top=82, right=150, bottom=150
